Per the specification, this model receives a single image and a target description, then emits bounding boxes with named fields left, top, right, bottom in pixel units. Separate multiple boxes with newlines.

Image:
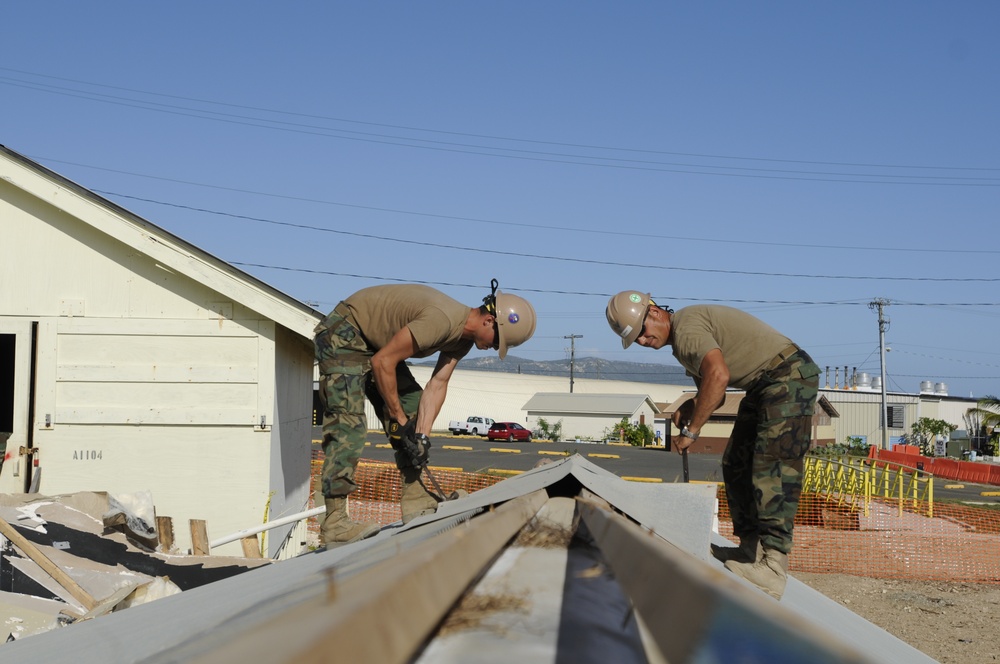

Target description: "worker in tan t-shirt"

left=314, top=281, right=536, bottom=547
left=606, top=291, right=820, bottom=600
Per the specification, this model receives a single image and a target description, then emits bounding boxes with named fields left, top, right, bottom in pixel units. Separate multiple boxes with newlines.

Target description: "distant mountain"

left=413, top=355, right=694, bottom=386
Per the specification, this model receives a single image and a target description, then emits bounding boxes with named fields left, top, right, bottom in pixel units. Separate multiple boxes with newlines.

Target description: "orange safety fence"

left=307, top=454, right=1000, bottom=583
left=306, top=456, right=505, bottom=544
left=717, top=489, right=1000, bottom=584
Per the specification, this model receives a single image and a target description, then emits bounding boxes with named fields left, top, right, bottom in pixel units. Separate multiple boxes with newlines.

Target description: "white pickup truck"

left=447, top=416, right=495, bottom=436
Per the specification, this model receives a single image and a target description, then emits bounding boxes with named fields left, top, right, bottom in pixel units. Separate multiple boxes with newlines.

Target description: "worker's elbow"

left=708, top=366, right=729, bottom=389
left=371, top=352, right=391, bottom=371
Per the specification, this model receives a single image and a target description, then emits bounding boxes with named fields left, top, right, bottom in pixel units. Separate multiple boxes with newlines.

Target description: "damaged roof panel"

left=0, top=456, right=933, bottom=663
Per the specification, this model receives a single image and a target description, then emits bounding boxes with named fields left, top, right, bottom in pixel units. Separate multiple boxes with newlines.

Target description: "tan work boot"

left=400, top=480, right=438, bottom=524
left=725, top=548, right=789, bottom=600
left=710, top=535, right=761, bottom=564
left=321, top=497, right=380, bottom=548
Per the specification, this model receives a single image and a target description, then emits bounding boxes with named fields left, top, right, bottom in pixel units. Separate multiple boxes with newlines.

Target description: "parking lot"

left=312, top=428, right=1000, bottom=501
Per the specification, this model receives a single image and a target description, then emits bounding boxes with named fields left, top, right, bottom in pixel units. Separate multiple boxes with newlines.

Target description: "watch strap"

left=680, top=427, right=699, bottom=440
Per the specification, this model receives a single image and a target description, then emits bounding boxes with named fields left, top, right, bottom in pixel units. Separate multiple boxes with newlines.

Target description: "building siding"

left=0, top=148, right=318, bottom=557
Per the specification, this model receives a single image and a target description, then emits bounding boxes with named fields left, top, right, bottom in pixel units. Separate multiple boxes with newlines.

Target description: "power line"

left=98, top=182, right=995, bottom=256
left=229, top=262, right=1000, bottom=306
left=92, top=193, right=1000, bottom=283
left=4, top=66, right=998, bottom=173
left=892, top=373, right=1000, bottom=380
left=888, top=349, right=1000, bottom=369
left=21, top=156, right=997, bottom=256
left=5, top=71, right=1000, bottom=186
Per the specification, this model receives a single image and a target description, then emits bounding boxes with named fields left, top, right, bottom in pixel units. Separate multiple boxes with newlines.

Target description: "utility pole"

left=869, top=298, right=891, bottom=450
left=564, top=334, right=583, bottom=393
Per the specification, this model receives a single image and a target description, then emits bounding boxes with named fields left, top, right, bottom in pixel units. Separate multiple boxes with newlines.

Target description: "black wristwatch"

left=680, top=426, right=700, bottom=441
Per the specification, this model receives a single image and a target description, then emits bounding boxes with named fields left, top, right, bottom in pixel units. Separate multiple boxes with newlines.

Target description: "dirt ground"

left=796, top=572, right=1000, bottom=663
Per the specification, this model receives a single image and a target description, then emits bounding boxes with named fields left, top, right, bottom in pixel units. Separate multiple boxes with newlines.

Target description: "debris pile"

left=0, top=491, right=269, bottom=643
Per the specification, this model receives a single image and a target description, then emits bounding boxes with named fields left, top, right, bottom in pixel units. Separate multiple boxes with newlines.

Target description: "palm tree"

left=970, top=395, right=1000, bottom=426
left=966, top=395, right=1000, bottom=455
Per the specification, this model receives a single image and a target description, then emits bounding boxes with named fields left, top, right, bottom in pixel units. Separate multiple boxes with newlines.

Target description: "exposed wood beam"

left=185, top=490, right=548, bottom=663
left=0, top=516, right=97, bottom=611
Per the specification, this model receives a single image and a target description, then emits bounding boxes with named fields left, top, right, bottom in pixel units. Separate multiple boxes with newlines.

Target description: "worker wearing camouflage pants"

left=316, top=310, right=424, bottom=507
left=722, top=351, right=819, bottom=587
left=314, top=283, right=537, bottom=548
left=605, top=292, right=820, bottom=599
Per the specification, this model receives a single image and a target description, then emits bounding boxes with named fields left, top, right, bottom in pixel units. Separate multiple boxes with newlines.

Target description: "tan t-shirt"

left=670, top=305, right=793, bottom=390
left=342, top=285, right=474, bottom=359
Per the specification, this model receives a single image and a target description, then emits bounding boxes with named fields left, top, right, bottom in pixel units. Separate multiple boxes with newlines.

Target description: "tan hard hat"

left=495, top=290, right=537, bottom=359
left=606, top=290, right=650, bottom=349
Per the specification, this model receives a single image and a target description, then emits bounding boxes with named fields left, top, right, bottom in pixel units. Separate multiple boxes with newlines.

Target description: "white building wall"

left=339, top=363, right=985, bottom=451
left=917, top=397, right=979, bottom=432
left=400, top=366, right=680, bottom=437
left=820, top=389, right=979, bottom=448
left=268, top=325, right=314, bottom=559
left=532, top=414, right=610, bottom=441
left=820, top=390, right=916, bottom=446
left=524, top=400, right=659, bottom=441
left=0, top=175, right=314, bottom=557
left=1, top=185, right=243, bottom=322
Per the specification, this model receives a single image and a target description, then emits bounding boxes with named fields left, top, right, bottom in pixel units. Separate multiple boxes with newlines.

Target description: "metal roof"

left=522, top=392, right=660, bottom=416
left=2, top=455, right=933, bottom=663
left=661, top=392, right=841, bottom=419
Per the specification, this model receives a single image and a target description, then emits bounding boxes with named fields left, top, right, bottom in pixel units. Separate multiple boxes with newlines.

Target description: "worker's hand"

left=672, top=401, right=694, bottom=428
left=388, top=418, right=416, bottom=447
left=404, top=433, right=432, bottom=467
left=672, top=434, right=695, bottom=454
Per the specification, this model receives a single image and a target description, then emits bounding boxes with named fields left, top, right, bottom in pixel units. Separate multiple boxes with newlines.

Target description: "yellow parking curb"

left=375, top=443, right=393, bottom=449
left=623, top=476, right=662, bottom=483
left=539, top=451, right=569, bottom=456
left=588, top=453, right=620, bottom=459
left=981, top=491, right=1000, bottom=497
left=489, top=469, right=523, bottom=476
left=943, top=484, right=965, bottom=489
left=427, top=466, right=463, bottom=473
left=442, top=446, right=473, bottom=451
left=490, top=448, right=521, bottom=454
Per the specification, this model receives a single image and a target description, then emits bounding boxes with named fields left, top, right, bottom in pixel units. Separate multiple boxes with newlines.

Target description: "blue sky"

left=3, top=3, right=998, bottom=399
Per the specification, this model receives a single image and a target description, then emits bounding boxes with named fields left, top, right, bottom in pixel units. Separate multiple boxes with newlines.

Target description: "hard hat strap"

left=650, top=298, right=674, bottom=315
left=483, top=278, right=499, bottom=315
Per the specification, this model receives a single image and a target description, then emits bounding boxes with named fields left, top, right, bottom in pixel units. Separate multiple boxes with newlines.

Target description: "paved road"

left=312, top=429, right=723, bottom=483
left=312, top=427, right=1000, bottom=502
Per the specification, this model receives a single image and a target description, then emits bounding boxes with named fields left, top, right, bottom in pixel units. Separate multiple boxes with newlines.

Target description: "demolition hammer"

left=418, top=454, right=461, bottom=502
left=390, top=422, right=461, bottom=501
left=681, top=420, right=691, bottom=483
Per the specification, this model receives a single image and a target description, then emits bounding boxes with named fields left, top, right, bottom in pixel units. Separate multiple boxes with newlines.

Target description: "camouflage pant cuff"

left=759, top=536, right=792, bottom=554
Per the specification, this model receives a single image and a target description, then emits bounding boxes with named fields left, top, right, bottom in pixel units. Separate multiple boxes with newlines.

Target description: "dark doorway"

left=0, top=334, right=14, bottom=467
left=0, top=334, right=14, bottom=434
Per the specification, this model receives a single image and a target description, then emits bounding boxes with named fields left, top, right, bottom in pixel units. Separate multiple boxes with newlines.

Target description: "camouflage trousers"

left=315, top=306, right=424, bottom=498
left=722, top=349, right=820, bottom=554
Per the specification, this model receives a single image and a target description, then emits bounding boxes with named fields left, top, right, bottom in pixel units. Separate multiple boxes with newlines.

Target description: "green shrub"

left=534, top=417, right=563, bottom=442
left=601, top=417, right=654, bottom=447
left=811, top=436, right=870, bottom=458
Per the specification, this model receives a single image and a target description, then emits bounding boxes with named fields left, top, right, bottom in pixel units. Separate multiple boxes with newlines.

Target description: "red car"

left=487, top=422, right=532, bottom=442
